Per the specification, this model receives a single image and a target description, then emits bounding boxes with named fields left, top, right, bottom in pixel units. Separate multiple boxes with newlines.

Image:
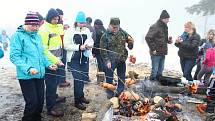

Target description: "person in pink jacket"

left=197, top=47, right=215, bottom=85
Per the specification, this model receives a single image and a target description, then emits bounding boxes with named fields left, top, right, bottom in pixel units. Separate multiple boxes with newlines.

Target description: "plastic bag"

left=102, top=107, right=113, bottom=121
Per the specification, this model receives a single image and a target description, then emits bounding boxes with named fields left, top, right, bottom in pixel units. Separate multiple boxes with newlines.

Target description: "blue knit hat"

left=76, top=11, right=86, bottom=23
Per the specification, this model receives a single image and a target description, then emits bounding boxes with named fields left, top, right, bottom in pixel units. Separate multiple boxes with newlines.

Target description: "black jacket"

left=92, top=27, right=106, bottom=55
left=145, top=20, right=169, bottom=55
left=175, top=32, right=201, bottom=59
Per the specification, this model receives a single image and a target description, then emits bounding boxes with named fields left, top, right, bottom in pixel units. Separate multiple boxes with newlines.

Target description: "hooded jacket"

left=92, top=21, right=106, bottom=55
left=10, top=25, right=51, bottom=79
left=39, top=22, right=63, bottom=64
left=203, top=47, right=215, bottom=67
left=64, top=27, right=94, bottom=63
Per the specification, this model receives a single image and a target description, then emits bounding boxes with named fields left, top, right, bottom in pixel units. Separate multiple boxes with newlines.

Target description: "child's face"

left=208, top=32, right=214, bottom=40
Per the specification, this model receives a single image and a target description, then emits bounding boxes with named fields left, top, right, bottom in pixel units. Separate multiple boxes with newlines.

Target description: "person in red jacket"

left=197, top=47, right=215, bottom=85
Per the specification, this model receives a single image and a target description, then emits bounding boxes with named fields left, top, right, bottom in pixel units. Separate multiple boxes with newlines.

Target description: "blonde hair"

left=184, top=21, right=196, bottom=33
left=207, top=29, right=215, bottom=41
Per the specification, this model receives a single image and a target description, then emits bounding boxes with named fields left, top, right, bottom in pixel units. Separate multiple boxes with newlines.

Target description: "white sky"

left=0, top=0, right=209, bottom=38
left=1, top=0, right=215, bottom=70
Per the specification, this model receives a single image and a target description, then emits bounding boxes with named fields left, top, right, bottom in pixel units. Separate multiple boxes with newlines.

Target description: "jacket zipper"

left=35, top=42, right=42, bottom=78
left=80, top=33, right=83, bottom=64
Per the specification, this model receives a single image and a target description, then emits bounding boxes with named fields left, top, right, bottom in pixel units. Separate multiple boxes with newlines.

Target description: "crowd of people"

left=4, top=8, right=215, bottom=121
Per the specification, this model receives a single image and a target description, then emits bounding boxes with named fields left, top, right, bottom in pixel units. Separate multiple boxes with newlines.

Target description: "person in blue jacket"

left=10, top=12, right=57, bottom=121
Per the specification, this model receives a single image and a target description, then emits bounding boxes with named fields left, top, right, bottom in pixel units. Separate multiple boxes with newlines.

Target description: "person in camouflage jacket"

left=100, top=18, right=134, bottom=98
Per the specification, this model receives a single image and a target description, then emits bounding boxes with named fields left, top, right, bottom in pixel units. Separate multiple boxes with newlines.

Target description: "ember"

left=114, top=92, right=151, bottom=117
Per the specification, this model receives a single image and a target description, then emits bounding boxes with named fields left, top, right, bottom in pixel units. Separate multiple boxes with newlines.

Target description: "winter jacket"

left=10, top=25, right=51, bottom=80
left=203, top=47, right=215, bottom=67
left=198, top=39, right=215, bottom=63
left=39, top=22, right=63, bottom=64
left=100, top=28, right=134, bottom=64
left=64, top=27, right=94, bottom=63
left=175, top=32, right=201, bottom=59
left=57, top=24, right=65, bottom=48
left=92, top=25, right=106, bottom=55
left=145, top=20, right=169, bottom=55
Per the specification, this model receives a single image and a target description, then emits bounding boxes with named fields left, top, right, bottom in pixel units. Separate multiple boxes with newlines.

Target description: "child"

left=197, top=47, right=215, bottom=85
left=205, top=67, right=215, bottom=115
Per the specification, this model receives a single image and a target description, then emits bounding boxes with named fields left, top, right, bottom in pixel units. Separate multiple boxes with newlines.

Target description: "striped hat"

left=24, top=12, right=40, bottom=25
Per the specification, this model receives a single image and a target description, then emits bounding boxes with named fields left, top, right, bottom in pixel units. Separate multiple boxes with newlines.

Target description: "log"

left=96, top=72, right=106, bottom=84
left=144, top=84, right=207, bottom=95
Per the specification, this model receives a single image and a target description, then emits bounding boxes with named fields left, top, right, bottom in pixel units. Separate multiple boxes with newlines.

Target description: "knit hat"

left=24, top=12, right=40, bottom=25
left=160, top=10, right=170, bottom=19
left=56, top=8, right=63, bottom=15
left=86, top=17, right=92, bottom=24
left=75, top=11, right=86, bottom=23
left=94, top=19, right=103, bottom=26
left=46, top=8, right=59, bottom=23
left=110, top=18, right=120, bottom=26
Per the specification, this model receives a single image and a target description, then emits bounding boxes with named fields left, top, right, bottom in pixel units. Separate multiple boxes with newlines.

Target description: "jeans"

left=45, top=69, right=58, bottom=111
left=180, top=58, right=196, bottom=81
left=150, top=55, right=165, bottom=80
left=105, top=61, right=126, bottom=97
left=19, top=78, right=44, bottom=121
left=69, top=60, right=89, bottom=103
left=194, top=59, right=201, bottom=80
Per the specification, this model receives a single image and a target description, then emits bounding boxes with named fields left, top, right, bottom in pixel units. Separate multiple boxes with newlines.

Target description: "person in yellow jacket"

left=39, top=8, right=65, bottom=117
left=55, top=8, right=71, bottom=87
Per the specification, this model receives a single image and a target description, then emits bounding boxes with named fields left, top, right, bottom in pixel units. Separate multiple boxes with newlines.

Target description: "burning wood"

left=188, top=83, right=198, bottom=94
left=111, top=92, right=183, bottom=120
left=109, top=91, right=151, bottom=118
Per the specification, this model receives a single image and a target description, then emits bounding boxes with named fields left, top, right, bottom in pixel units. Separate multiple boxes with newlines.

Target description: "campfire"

left=109, top=90, right=181, bottom=121
left=99, top=71, right=206, bottom=121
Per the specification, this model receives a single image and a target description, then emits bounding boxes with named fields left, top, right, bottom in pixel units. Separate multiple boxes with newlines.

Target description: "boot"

left=47, top=108, right=64, bottom=117
left=81, top=97, right=90, bottom=104
left=75, top=102, right=86, bottom=110
left=59, top=81, right=70, bottom=88
left=56, top=96, right=66, bottom=103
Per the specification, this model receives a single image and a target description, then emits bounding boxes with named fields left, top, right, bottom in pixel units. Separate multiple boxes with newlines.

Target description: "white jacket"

left=64, top=27, right=94, bottom=62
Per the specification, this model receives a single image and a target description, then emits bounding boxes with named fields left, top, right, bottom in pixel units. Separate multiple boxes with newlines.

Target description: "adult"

left=145, top=10, right=172, bottom=81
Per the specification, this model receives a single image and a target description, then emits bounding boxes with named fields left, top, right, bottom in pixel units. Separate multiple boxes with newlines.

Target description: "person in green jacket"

left=10, top=12, right=57, bottom=121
